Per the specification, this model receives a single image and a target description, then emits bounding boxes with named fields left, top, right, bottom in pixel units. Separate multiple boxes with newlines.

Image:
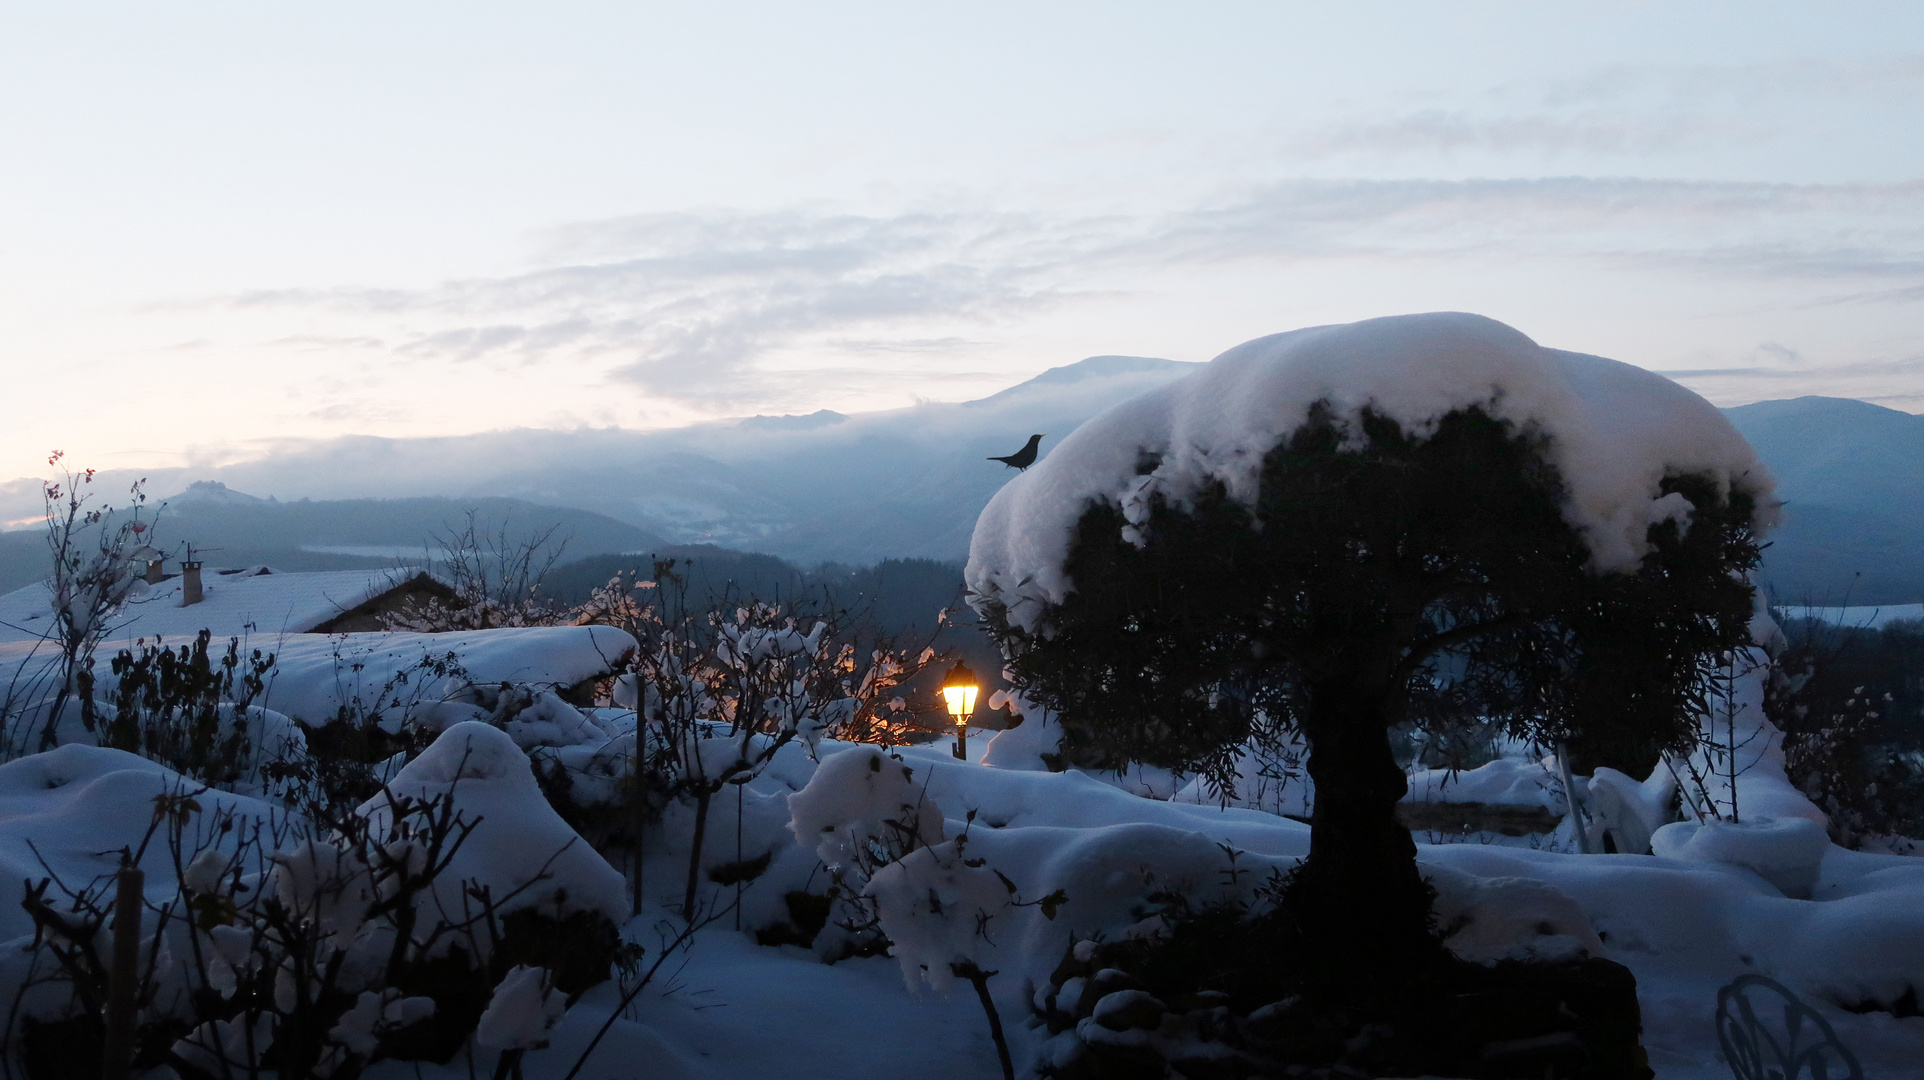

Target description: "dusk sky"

left=3, top=1, right=1921, bottom=481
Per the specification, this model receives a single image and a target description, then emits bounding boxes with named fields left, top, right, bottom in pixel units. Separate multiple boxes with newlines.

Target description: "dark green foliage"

left=984, top=402, right=1762, bottom=985
left=1771, top=616, right=1924, bottom=846
left=104, top=631, right=277, bottom=786
left=754, top=891, right=836, bottom=949
left=379, top=909, right=622, bottom=1064
left=992, top=404, right=1759, bottom=781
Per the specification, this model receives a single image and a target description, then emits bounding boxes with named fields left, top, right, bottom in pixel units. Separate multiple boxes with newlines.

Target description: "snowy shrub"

left=978, top=686, right=1066, bottom=772
left=268, top=648, right=478, bottom=819
left=864, top=822, right=1065, bottom=1080
left=99, top=630, right=300, bottom=796
left=2, top=726, right=624, bottom=1080
left=1769, top=617, right=1924, bottom=851
left=786, top=745, right=945, bottom=957
left=380, top=509, right=571, bottom=632
left=1426, top=866, right=1606, bottom=964
left=608, top=563, right=947, bottom=918
left=1, top=453, right=157, bottom=758
left=2, top=629, right=309, bottom=804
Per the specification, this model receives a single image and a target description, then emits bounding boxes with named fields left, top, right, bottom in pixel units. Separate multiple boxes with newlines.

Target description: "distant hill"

left=0, top=494, right=665, bottom=595
left=3, top=358, right=1917, bottom=605
left=1724, top=396, right=1924, bottom=606
left=0, top=355, right=1202, bottom=567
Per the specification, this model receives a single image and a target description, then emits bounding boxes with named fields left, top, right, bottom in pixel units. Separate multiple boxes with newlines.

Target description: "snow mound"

left=257, top=626, right=637, bottom=727
left=968, top=312, right=1776, bottom=630
left=787, top=745, right=944, bottom=869
left=867, top=838, right=1017, bottom=995
left=1430, top=866, right=1605, bottom=964
left=1652, top=815, right=1832, bottom=899
left=1407, top=756, right=1566, bottom=810
left=361, top=721, right=627, bottom=924
left=979, top=689, right=1064, bottom=771
left=0, top=745, right=282, bottom=940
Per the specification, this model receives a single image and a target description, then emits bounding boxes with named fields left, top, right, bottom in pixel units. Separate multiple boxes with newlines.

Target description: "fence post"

left=101, top=860, right=144, bottom=1080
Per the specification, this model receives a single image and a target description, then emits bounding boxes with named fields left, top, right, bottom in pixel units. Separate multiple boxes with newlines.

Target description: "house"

left=0, top=565, right=457, bottom=646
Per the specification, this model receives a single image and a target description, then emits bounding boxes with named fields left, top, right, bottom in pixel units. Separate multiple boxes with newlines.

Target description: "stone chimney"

left=180, top=558, right=204, bottom=606
left=144, top=558, right=166, bottom=585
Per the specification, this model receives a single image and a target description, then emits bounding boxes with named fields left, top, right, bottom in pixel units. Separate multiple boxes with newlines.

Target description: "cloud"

left=1290, top=111, right=1716, bottom=159
left=1529, top=57, right=1924, bottom=110
left=1279, top=57, right=1924, bottom=163
left=1655, top=348, right=1924, bottom=410
left=204, top=177, right=1924, bottom=406
left=1655, top=353, right=1924, bottom=382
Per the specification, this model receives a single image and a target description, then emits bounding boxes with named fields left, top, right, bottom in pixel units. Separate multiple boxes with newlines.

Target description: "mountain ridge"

left=2, top=369, right=1918, bottom=604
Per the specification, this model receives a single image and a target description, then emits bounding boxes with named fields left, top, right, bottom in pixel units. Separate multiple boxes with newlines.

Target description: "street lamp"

left=940, top=660, right=980, bottom=760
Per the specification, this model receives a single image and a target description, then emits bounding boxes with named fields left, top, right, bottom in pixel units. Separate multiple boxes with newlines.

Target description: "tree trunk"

left=1289, top=686, right=1444, bottom=986
left=682, top=787, right=712, bottom=920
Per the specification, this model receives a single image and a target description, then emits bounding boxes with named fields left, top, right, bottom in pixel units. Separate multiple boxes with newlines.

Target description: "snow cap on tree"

left=968, top=312, right=1777, bottom=632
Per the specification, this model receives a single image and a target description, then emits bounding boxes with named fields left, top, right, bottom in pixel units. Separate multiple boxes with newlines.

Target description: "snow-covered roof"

left=257, top=627, right=638, bottom=724
left=969, top=312, right=1778, bottom=631
left=0, top=566, right=429, bottom=646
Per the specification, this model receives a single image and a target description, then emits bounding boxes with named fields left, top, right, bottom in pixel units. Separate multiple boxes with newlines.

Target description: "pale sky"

left=3, top=1, right=1921, bottom=481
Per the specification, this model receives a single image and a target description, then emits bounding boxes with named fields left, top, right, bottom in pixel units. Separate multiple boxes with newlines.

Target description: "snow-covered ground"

left=5, top=713, right=1920, bottom=1080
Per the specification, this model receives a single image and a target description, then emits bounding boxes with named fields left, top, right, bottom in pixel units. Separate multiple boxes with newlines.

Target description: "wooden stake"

left=101, top=861, right=144, bottom=1080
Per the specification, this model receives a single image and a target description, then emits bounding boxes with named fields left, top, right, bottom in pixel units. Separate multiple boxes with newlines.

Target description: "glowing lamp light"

left=940, top=660, right=980, bottom=759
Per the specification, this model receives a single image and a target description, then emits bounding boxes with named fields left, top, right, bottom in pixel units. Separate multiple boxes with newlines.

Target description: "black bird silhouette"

left=989, top=434, right=1045, bottom=471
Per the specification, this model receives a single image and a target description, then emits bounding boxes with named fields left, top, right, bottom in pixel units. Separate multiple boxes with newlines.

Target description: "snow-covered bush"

left=100, top=630, right=300, bottom=796
left=1, top=724, right=623, bottom=1080
left=608, top=564, right=947, bottom=918
left=1, top=629, right=311, bottom=805
left=380, top=509, right=570, bottom=632
left=1768, top=615, right=1924, bottom=852
left=866, top=827, right=1063, bottom=1080
left=2, top=453, right=158, bottom=758
left=786, top=745, right=945, bottom=957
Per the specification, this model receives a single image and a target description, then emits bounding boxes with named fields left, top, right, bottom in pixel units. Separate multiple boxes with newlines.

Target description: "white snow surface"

left=252, top=626, right=637, bottom=726
left=969, top=313, right=1776, bottom=630
left=4, top=728, right=1924, bottom=1078
left=476, top=966, right=566, bottom=1051
left=1653, top=815, right=1833, bottom=899
left=360, top=721, right=628, bottom=925
left=0, top=745, right=287, bottom=940
left=0, top=567, right=436, bottom=646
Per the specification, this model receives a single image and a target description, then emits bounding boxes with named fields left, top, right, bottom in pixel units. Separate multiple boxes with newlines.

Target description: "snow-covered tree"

left=968, top=313, right=1773, bottom=987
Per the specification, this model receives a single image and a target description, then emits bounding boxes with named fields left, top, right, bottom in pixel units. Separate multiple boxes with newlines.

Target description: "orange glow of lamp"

left=940, top=660, right=979, bottom=760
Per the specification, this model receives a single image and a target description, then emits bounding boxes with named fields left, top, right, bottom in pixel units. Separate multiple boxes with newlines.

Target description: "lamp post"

left=940, top=660, right=980, bottom=760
